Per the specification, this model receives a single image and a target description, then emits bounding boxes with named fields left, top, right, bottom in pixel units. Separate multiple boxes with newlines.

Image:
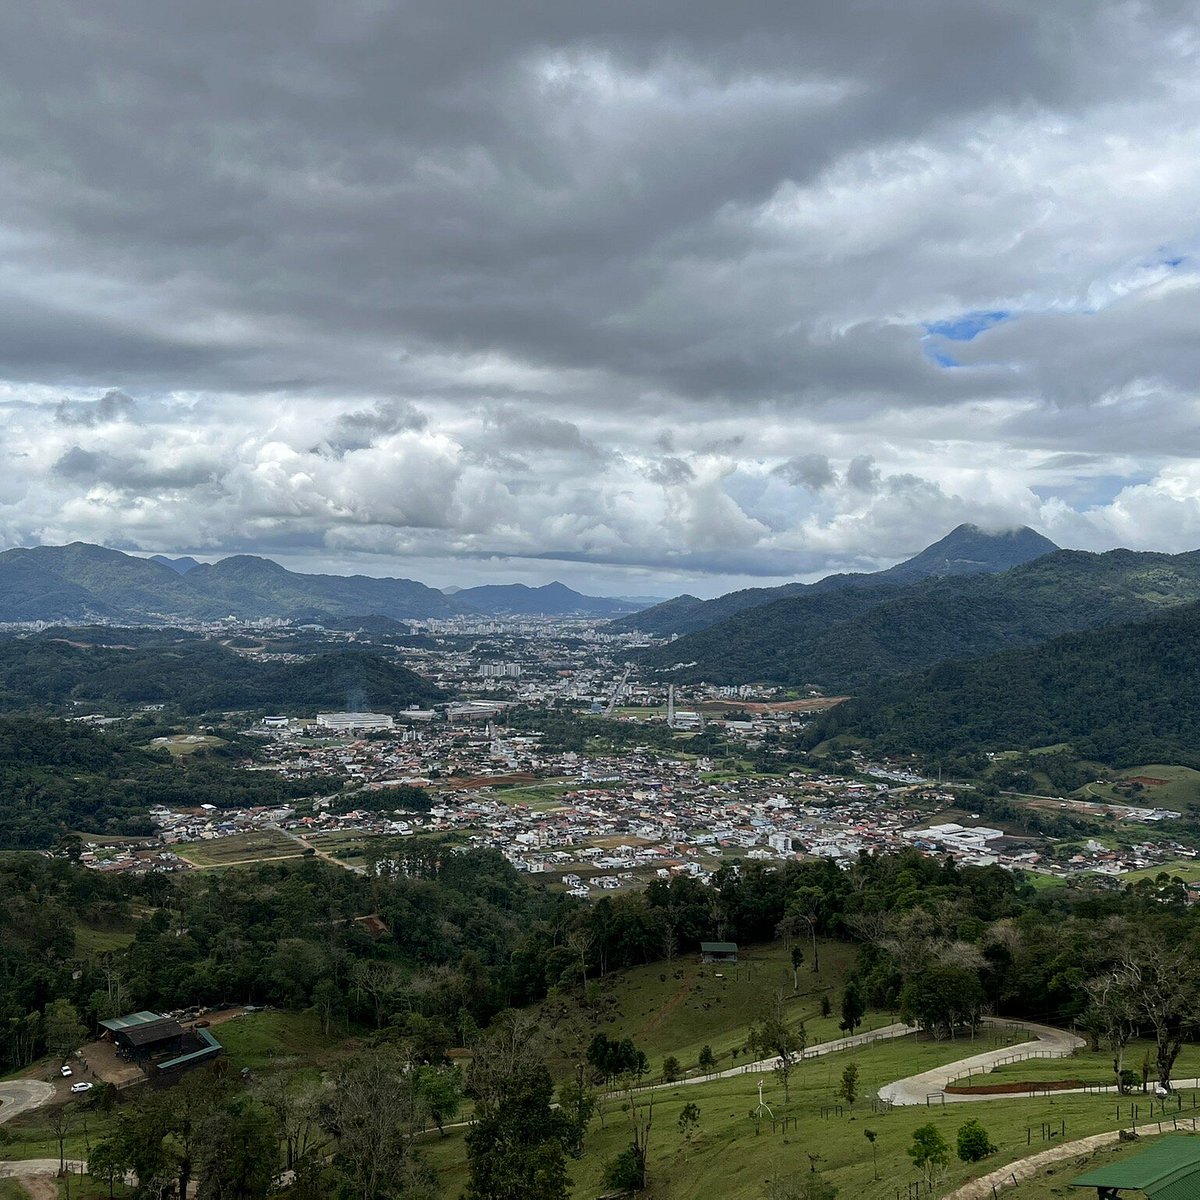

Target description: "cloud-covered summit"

left=0, top=2, right=1197, bottom=595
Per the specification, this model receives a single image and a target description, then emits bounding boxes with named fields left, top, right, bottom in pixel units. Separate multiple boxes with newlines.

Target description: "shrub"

left=956, top=1118, right=997, bottom=1163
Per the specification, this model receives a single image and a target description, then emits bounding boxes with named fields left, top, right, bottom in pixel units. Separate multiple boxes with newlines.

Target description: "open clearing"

left=147, top=733, right=227, bottom=757
left=175, top=829, right=304, bottom=868
left=1076, top=763, right=1200, bottom=811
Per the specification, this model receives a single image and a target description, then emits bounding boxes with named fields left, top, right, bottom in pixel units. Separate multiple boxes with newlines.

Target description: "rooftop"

left=1072, top=1136, right=1200, bottom=1199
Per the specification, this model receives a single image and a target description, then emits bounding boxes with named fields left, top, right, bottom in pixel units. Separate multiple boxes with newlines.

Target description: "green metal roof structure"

left=98, top=1011, right=165, bottom=1033
left=700, top=942, right=738, bottom=953
left=1072, top=1136, right=1200, bottom=1199
left=157, top=1026, right=222, bottom=1073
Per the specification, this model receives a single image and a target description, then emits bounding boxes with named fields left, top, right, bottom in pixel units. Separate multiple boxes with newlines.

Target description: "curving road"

left=0, top=1081, right=54, bottom=1126
left=879, top=1018, right=1085, bottom=1106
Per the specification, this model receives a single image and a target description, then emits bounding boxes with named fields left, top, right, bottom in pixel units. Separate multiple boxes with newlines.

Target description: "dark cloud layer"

left=0, top=2, right=1198, bottom=593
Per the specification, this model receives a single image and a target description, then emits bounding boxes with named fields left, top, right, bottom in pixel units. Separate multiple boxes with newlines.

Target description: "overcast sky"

left=2, top=1, right=1199, bottom=597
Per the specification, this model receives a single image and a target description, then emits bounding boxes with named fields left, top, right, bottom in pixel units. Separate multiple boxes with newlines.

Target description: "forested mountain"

left=450, top=580, right=636, bottom=616
left=0, top=635, right=444, bottom=714
left=0, top=543, right=462, bottom=622
left=615, top=523, right=1058, bottom=637
left=645, top=547, right=1200, bottom=689
left=0, top=542, right=651, bottom=623
left=806, top=599, right=1200, bottom=769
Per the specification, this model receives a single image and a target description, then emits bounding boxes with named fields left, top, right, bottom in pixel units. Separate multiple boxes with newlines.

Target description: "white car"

left=70, top=1082, right=93, bottom=1094
left=59, top=1065, right=73, bottom=1077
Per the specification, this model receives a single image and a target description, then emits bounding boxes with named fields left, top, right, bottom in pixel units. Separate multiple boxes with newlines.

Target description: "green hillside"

left=0, top=541, right=461, bottom=622
left=647, top=547, right=1200, bottom=689
left=807, top=599, right=1200, bottom=769
left=0, top=635, right=444, bottom=713
left=617, top=524, right=1056, bottom=638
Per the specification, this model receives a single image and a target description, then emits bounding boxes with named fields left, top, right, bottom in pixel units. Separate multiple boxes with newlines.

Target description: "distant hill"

left=808, top=599, right=1200, bottom=769
left=644, top=547, right=1200, bottom=690
left=0, top=635, right=445, bottom=714
left=0, top=543, right=462, bottom=623
left=614, top=524, right=1058, bottom=637
left=452, top=581, right=638, bottom=616
left=0, top=542, right=651, bottom=624
left=150, top=554, right=201, bottom=575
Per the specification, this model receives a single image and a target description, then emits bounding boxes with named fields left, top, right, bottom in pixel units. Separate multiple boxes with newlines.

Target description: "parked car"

left=60, top=1065, right=73, bottom=1077
left=70, top=1082, right=93, bottom=1094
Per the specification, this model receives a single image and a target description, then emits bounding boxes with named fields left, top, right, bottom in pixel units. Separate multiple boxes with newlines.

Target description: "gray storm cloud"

left=0, top=1, right=1198, bottom=593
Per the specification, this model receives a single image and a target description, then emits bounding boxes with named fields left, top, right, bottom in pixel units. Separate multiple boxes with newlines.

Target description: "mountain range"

left=0, top=543, right=640, bottom=623
left=613, top=524, right=1058, bottom=637
left=642, top=540, right=1200, bottom=690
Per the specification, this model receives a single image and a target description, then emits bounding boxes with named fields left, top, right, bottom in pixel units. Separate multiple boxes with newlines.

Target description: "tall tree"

left=464, top=1013, right=571, bottom=1200
left=749, top=995, right=806, bottom=1103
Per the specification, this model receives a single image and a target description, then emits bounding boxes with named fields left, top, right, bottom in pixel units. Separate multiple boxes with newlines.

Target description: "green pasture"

left=537, top=940, right=911, bottom=1074
left=419, top=1034, right=1161, bottom=1200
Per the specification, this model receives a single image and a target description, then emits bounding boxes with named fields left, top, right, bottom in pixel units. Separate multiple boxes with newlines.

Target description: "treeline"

left=807, top=600, right=1200, bottom=770
left=0, top=635, right=444, bottom=714
left=0, top=717, right=326, bottom=848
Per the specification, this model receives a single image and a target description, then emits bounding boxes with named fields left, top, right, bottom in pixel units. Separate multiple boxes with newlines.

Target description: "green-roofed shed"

left=98, top=1011, right=164, bottom=1033
left=700, top=941, right=738, bottom=963
left=1072, top=1135, right=1200, bottom=1199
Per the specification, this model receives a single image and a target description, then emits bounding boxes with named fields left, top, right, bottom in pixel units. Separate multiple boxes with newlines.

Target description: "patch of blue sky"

left=925, top=346, right=960, bottom=368
left=924, top=309, right=1012, bottom=341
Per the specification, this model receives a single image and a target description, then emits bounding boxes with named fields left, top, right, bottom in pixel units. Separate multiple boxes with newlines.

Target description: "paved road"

left=0, top=1082, right=54, bottom=1126
left=878, top=1018, right=1085, bottom=1106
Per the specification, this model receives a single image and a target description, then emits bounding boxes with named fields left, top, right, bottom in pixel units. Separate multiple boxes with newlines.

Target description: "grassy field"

left=949, top=1038, right=1200, bottom=1090
left=419, top=1033, right=1165, bottom=1200
left=147, top=733, right=227, bottom=757
left=73, top=922, right=137, bottom=957
left=490, top=783, right=586, bottom=811
left=537, top=940, right=916, bottom=1075
left=0, top=1097, right=118, bottom=1166
left=215, top=1009, right=357, bottom=1073
left=1074, top=763, right=1200, bottom=811
left=175, top=830, right=304, bottom=868
left=1122, top=860, right=1200, bottom=884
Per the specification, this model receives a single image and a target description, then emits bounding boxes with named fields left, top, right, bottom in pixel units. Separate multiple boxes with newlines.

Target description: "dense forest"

left=806, top=600, right=1200, bottom=768
left=0, top=717, right=326, bottom=848
left=0, top=635, right=444, bottom=714
left=644, top=547, right=1200, bottom=689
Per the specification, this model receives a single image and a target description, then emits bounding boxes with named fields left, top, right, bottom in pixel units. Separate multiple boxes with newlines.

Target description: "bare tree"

left=350, top=960, right=403, bottom=1028
left=1086, top=971, right=1139, bottom=1092
left=1120, top=938, right=1197, bottom=1091
left=323, top=1047, right=428, bottom=1200
left=256, top=1073, right=327, bottom=1171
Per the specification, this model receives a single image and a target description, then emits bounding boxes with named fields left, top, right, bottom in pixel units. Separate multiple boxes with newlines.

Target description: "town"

left=57, top=614, right=1197, bottom=896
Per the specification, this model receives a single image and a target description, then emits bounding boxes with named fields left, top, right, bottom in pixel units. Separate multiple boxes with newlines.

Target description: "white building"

left=316, top=712, right=395, bottom=732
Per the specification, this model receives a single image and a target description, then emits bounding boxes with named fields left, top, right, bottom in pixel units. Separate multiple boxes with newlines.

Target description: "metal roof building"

left=1072, top=1136, right=1200, bottom=1199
